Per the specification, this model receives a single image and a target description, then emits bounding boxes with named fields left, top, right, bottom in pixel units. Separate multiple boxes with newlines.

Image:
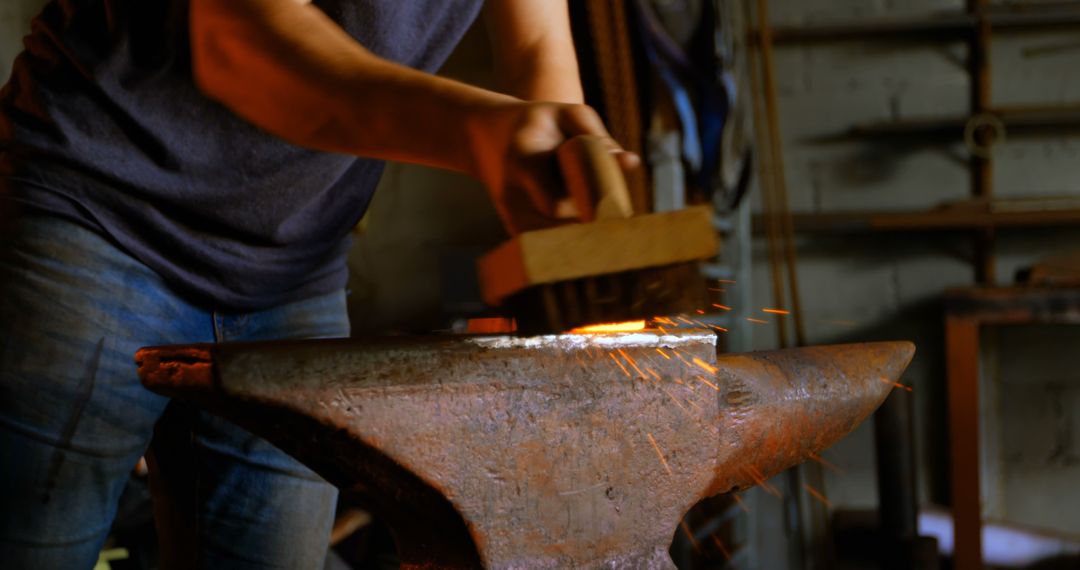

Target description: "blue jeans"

left=0, top=215, right=347, bottom=569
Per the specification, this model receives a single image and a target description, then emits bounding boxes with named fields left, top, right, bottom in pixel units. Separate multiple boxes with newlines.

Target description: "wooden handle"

left=556, top=135, right=633, bottom=221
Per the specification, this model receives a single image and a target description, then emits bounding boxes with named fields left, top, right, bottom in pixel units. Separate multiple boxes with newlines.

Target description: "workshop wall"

left=0, top=0, right=46, bottom=82
left=751, top=0, right=1080, bottom=535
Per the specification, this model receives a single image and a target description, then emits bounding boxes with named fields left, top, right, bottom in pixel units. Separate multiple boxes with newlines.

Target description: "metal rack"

left=752, top=2, right=1080, bottom=286
left=751, top=3, right=1080, bottom=569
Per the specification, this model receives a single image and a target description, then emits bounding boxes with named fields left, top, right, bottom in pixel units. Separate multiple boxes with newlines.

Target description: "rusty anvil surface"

left=136, top=331, right=914, bottom=569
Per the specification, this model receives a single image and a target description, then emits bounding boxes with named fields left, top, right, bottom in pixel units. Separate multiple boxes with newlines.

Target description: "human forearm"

left=483, top=0, right=584, bottom=104
left=191, top=0, right=633, bottom=235
left=190, top=0, right=513, bottom=176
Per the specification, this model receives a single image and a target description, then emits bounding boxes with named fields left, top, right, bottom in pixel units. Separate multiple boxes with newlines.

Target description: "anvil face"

left=137, top=331, right=914, bottom=569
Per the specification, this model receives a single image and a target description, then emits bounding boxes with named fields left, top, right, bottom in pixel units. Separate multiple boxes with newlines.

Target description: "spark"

left=711, top=303, right=732, bottom=311
left=646, top=433, right=673, bottom=476
left=617, top=349, right=646, bottom=377
left=695, top=309, right=706, bottom=315
left=711, top=535, right=732, bottom=560
left=716, top=279, right=736, bottom=284
left=744, top=466, right=781, bottom=497
left=657, top=326, right=670, bottom=334
left=608, top=353, right=631, bottom=377
left=802, top=483, right=832, bottom=508
left=733, top=494, right=750, bottom=513
left=691, top=357, right=718, bottom=375
left=572, top=320, right=646, bottom=333
left=707, top=287, right=727, bottom=292
left=879, top=376, right=913, bottom=392
left=820, top=319, right=858, bottom=326
left=694, top=374, right=719, bottom=391
left=672, top=350, right=695, bottom=369
left=746, top=318, right=768, bottom=324
left=659, top=386, right=690, bottom=414
left=655, top=348, right=671, bottom=360
left=653, top=316, right=677, bottom=326
left=676, top=316, right=697, bottom=326
left=680, top=520, right=701, bottom=553
left=713, top=326, right=729, bottom=332
left=762, top=308, right=790, bottom=315
left=808, top=452, right=844, bottom=474
left=647, top=368, right=663, bottom=381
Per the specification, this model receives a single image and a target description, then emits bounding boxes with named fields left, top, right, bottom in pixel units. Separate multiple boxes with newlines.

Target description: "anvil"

left=136, top=330, right=913, bottom=569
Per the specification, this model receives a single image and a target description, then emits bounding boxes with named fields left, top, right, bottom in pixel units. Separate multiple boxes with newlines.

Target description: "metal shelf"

left=757, top=5, right=1080, bottom=44
left=756, top=197, right=1080, bottom=233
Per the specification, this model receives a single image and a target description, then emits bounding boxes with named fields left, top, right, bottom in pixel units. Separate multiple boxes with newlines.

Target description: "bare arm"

left=483, top=0, right=584, bottom=104
left=190, top=0, right=632, bottom=233
left=190, top=0, right=508, bottom=175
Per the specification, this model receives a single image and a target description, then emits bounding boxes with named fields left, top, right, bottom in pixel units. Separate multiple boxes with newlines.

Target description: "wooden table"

left=944, top=286, right=1080, bottom=570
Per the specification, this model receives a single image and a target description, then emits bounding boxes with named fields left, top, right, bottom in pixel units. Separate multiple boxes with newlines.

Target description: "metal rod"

left=745, top=1, right=788, bottom=350
left=755, top=0, right=806, bottom=347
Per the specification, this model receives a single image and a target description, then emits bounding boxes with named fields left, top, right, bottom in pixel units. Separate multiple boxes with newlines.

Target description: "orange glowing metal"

left=746, top=318, right=768, bottom=324
left=465, top=317, right=516, bottom=333
left=646, top=432, right=674, bottom=476
left=802, top=483, right=832, bottom=508
left=608, top=353, right=631, bottom=377
left=655, top=348, right=671, bottom=360
left=571, top=320, right=646, bottom=334
left=762, top=308, right=790, bottom=315
left=691, top=357, right=718, bottom=375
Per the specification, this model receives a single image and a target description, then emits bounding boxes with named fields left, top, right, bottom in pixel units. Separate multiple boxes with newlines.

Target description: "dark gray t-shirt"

left=0, top=0, right=483, bottom=310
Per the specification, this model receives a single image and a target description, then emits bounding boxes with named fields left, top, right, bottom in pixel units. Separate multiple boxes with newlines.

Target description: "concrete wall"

left=754, top=0, right=1080, bottom=536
